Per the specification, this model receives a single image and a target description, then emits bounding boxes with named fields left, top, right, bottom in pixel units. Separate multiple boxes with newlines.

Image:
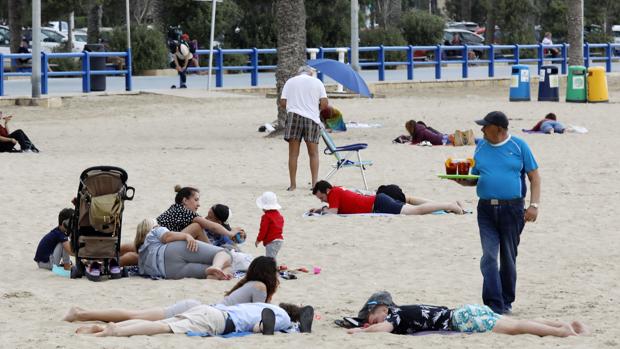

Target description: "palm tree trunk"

left=8, top=0, right=25, bottom=57
left=87, top=0, right=103, bottom=44
left=567, top=0, right=584, bottom=66
left=274, top=0, right=307, bottom=130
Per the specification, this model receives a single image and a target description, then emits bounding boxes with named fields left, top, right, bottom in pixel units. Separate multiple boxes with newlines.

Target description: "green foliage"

left=400, top=9, right=445, bottom=45
left=359, top=27, right=407, bottom=65
left=108, top=24, right=168, bottom=73
left=49, top=41, right=81, bottom=72
left=539, top=0, right=568, bottom=41
left=305, top=0, right=352, bottom=47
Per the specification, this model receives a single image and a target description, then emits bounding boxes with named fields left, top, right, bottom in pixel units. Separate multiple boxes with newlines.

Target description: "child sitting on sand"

left=255, top=192, right=284, bottom=261
left=34, top=208, right=74, bottom=271
left=530, top=113, right=565, bottom=134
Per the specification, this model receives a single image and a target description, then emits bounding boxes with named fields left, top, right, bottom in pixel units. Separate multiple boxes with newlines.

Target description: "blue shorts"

left=373, top=193, right=405, bottom=214
left=450, top=304, right=502, bottom=333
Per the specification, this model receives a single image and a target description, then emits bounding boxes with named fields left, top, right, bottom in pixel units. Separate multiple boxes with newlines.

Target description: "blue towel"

left=186, top=331, right=253, bottom=338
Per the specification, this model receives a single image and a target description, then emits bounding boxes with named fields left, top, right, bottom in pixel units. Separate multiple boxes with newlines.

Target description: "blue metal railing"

left=186, top=42, right=620, bottom=88
left=0, top=49, right=131, bottom=96
left=1, top=43, right=619, bottom=94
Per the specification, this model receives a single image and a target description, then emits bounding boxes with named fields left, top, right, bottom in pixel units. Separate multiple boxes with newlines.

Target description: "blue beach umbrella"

left=307, top=59, right=372, bottom=98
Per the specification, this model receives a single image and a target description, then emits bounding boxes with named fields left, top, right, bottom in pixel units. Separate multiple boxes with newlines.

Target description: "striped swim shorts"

left=284, top=112, right=321, bottom=144
left=450, top=304, right=502, bottom=333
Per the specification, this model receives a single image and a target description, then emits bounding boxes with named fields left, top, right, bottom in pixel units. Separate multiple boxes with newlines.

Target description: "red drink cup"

left=446, top=162, right=458, bottom=175
left=457, top=161, right=470, bottom=175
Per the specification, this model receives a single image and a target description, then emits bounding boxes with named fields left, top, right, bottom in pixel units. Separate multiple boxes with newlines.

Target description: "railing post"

left=378, top=45, right=385, bottom=81
left=537, top=43, right=543, bottom=73
left=251, top=47, right=258, bottom=86
left=125, top=47, right=132, bottom=91
left=41, top=52, right=48, bottom=95
left=561, top=43, right=567, bottom=74
left=82, top=51, right=91, bottom=93
left=407, top=45, right=413, bottom=80
left=584, top=42, right=590, bottom=68
left=435, top=45, right=441, bottom=79
left=317, top=47, right=324, bottom=81
left=215, top=48, right=223, bottom=88
left=488, top=44, right=495, bottom=77
left=462, top=44, right=468, bottom=78
left=0, top=53, right=4, bottom=96
left=514, top=45, right=520, bottom=65
left=606, top=43, right=612, bottom=72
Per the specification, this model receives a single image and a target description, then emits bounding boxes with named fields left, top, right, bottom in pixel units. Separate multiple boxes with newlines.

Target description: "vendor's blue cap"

left=475, top=111, right=509, bottom=128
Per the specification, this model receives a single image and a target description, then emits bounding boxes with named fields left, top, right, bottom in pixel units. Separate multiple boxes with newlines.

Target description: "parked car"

left=23, top=27, right=86, bottom=52
left=447, top=21, right=480, bottom=33
left=442, top=28, right=485, bottom=59
left=613, top=25, right=620, bottom=55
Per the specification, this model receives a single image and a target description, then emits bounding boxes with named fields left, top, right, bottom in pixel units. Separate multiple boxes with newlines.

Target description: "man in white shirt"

left=279, top=65, right=328, bottom=191
left=541, top=32, right=559, bottom=58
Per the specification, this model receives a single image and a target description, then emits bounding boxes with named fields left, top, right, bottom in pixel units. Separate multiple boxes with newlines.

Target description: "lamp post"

left=31, top=0, right=41, bottom=98
left=351, top=0, right=359, bottom=72
left=126, top=0, right=131, bottom=50
left=194, top=0, right=223, bottom=90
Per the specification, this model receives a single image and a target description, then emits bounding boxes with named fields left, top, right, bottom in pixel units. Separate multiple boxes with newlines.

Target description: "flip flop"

left=299, top=306, right=314, bottom=333
left=261, top=308, right=276, bottom=335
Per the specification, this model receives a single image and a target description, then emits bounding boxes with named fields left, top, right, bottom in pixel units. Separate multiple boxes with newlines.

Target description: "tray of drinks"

left=437, top=174, right=480, bottom=180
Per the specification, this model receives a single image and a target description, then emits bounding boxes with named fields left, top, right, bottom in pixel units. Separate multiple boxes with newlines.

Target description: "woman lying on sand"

left=64, top=256, right=279, bottom=323
left=73, top=302, right=314, bottom=337
left=347, top=295, right=589, bottom=337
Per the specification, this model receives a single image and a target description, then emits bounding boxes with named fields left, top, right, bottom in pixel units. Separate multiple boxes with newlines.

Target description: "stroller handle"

left=80, top=166, right=128, bottom=182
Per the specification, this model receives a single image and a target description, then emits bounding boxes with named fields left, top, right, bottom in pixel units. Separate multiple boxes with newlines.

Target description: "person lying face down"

left=347, top=299, right=589, bottom=337
left=309, top=180, right=464, bottom=215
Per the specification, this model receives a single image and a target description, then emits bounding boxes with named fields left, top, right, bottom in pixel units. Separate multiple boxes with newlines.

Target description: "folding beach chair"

left=321, top=129, right=373, bottom=190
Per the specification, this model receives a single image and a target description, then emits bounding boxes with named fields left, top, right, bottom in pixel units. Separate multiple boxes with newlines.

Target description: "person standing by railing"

left=542, top=32, right=560, bottom=58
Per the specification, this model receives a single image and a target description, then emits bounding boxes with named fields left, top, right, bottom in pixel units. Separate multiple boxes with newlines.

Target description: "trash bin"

left=537, top=65, right=559, bottom=102
left=84, top=43, right=106, bottom=92
left=565, top=65, right=587, bottom=103
left=509, top=65, right=531, bottom=101
left=587, top=66, right=609, bottom=103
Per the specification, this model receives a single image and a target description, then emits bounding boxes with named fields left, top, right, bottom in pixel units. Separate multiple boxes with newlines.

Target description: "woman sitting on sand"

left=135, top=218, right=233, bottom=280
left=346, top=292, right=589, bottom=338
left=120, top=186, right=246, bottom=266
left=64, top=256, right=280, bottom=323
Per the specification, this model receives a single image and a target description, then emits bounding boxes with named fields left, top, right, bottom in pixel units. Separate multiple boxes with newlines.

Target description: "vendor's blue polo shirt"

left=471, top=135, right=538, bottom=200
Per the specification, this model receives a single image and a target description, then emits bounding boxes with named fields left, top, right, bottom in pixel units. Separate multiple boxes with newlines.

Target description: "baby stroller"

left=69, top=166, right=135, bottom=280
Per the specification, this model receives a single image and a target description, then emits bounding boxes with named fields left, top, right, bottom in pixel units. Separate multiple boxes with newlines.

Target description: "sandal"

left=86, top=262, right=101, bottom=282
left=261, top=308, right=276, bottom=335
left=299, top=306, right=314, bottom=333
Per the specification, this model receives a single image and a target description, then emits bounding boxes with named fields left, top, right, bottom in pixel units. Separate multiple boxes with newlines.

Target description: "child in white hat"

left=255, top=192, right=284, bottom=261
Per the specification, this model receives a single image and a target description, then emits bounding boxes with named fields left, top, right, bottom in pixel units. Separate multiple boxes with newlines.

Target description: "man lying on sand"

left=309, top=181, right=464, bottom=215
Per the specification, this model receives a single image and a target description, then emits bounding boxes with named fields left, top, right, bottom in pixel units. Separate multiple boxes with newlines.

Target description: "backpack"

left=453, top=129, right=476, bottom=146
left=89, top=193, right=123, bottom=234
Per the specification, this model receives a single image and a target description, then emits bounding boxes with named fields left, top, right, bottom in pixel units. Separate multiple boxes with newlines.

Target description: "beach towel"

left=302, top=210, right=463, bottom=218
left=186, top=331, right=253, bottom=338
left=523, top=125, right=588, bottom=134
left=346, top=121, right=382, bottom=129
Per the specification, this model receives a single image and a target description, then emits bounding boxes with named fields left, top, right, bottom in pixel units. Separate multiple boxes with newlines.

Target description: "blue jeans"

left=477, top=200, right=525, bottom=314
left=540, top=120, right=565, bottom=133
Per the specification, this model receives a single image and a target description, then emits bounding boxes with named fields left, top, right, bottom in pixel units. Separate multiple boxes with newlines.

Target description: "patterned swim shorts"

left=450, top=304, right=502, bottom=333
left=284, top=112, right=321, bottom=143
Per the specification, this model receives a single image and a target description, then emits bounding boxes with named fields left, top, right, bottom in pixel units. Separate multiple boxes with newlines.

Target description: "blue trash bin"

left=538, top=65, right=559, bottom=102
left=509, top=65, right=531, bottom=101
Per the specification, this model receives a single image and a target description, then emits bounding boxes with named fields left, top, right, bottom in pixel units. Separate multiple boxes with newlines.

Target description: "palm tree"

left=567, top=0, right=584, bottom=66
left=8, top=0, right=26, bottom=56
left=274, top=0, right=307, bottom=130
left=87, top=0, right=103, bottom=44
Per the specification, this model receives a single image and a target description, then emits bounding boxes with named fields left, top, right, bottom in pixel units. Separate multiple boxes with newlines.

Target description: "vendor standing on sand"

left=453, top=111, right=540, bottom=315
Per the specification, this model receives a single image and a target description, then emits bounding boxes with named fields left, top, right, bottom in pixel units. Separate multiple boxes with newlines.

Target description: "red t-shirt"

left=256, top=210, right=284, bottom=245
left=327, top=186, right=375, bottom=214
left=0, top=125, right=8, bottom=138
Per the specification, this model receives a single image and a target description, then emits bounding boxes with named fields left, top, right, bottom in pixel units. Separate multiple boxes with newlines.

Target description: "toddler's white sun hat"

left=256, top=191, right=281, bottom=210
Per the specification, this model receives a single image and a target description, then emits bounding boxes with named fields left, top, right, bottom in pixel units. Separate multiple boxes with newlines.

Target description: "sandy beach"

left=1, top=79, right=619, bottom=348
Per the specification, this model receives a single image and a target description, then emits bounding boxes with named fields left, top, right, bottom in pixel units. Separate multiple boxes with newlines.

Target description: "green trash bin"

left=566, top=65, right=587, bottom=103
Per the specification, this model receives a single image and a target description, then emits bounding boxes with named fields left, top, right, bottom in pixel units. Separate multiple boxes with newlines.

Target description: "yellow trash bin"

left=587, top=66, right=609, bottom=103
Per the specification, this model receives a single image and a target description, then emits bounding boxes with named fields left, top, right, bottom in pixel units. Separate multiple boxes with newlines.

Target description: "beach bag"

left=89, top=193, right=123, bottom=233
left=453, top=129, right=475, bottom=146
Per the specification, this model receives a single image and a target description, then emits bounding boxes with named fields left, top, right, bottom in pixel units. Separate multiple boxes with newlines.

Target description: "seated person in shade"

left=347, top=292, right=590, bottom=337
left=309, top=180, right=464, bottom=215
left=320, top=105, right=346, bottom=132
left=530, top=113, right=565, bottom=134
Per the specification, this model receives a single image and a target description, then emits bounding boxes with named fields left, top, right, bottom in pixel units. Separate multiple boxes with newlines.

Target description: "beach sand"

left=1, top=80, right=619, bottom=348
